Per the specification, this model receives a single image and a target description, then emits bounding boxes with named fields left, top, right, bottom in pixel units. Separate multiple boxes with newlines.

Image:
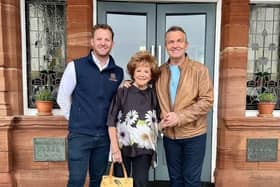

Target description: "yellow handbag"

left=101, top=162, right=133, bottom=187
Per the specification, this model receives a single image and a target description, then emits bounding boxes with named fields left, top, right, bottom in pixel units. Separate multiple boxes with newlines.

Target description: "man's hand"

left=159, top=112, right=179, bottom=129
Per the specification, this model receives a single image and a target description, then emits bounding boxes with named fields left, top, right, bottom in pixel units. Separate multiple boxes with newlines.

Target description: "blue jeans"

left=163, top=134, right=206, bottom=187
left=67, top=132, right=110, bottom=187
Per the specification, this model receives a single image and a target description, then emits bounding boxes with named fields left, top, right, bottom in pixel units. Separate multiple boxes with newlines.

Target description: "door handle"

left=151, top=45, right=155, bottom=56
left=157, top=45, right=162, bottom=66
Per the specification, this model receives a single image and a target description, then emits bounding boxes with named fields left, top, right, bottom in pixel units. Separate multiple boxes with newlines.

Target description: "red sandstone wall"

left=218, top=0, right=249, bottom=119
left=0, top=0, right=22, bottom=115
left=12, top=117, right=68, bottom=187
left=67, top=0, right=93, bottom=62
left=0, top=116, right=69, bottom=187
left=216, top=1, right=280, bottom=187
left=215, top=118, right=280, bottom=186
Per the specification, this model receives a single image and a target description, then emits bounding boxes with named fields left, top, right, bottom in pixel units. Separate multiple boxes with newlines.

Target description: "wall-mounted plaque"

left=247, top=138, right=278, bottom=162
left=33, top=137, right=66, bottom=161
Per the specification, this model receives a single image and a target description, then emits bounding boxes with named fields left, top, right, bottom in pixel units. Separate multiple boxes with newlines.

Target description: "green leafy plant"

left=258, top=92, right=276, bottom=103
left=35, top=88, right=54, bottom=101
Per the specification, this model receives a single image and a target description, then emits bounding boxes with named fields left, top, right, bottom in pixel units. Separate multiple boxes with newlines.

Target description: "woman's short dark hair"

left=127, top=51, right=160, bottom=82
left=92, top=24, right=114, bottom=40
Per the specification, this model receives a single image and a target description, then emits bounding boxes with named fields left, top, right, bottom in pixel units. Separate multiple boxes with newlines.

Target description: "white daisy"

left=125, top=110, right=139, bottom=126
left=131, top=124, right=155, bottom=150
left=117, top=121, right=130, bottom=147
left=145, top=110, right=159, bottom=137
left=145, top=110, right=158, bottom=127
left=129, top=126, right=139, bottom=145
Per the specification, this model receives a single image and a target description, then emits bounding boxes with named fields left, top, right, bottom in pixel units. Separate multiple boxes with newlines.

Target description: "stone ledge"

left=215, top=168, right=280, bottom=187
left=0, top=116, right=68, bottom=129
left=13, top=115, right=68, bottom=129
left=0, top=117, right=14, bottom=129
left=224, top=117, right=280, bottom=130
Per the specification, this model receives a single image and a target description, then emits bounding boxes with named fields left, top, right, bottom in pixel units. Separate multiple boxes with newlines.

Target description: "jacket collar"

left=164, top=53, right=190, bottom=70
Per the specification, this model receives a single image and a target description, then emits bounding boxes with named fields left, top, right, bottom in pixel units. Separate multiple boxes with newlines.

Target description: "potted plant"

left=257, top=92, right=276, bottom=117
left=35, top=88, right=54, bottom=116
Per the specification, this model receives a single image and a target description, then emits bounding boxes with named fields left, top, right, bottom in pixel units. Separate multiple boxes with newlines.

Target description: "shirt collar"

left=91, top=51, right=110, bottom=71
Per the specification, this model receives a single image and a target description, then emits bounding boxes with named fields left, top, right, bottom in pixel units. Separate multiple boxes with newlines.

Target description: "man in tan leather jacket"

left=156, top=26, right=214, bottom=187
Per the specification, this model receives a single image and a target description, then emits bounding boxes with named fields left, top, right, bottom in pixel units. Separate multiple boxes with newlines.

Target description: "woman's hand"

left=108, top=127, right=122, bottom=163
left=112, top=150, right=122, bottom=163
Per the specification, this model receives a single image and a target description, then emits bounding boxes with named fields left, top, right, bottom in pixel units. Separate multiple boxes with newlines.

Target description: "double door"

left=98, top=1, right=216, bottom=182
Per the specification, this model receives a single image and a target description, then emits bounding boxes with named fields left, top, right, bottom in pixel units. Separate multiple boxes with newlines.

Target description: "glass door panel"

left=166, top=15, right=206, bottom=63
left=107, top=14, right=147, bottom=79
left=98, top=1, right=156, bottom=79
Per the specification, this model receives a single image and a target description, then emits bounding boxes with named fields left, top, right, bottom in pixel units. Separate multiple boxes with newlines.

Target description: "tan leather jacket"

left=156, top=56, right=214, bottom=139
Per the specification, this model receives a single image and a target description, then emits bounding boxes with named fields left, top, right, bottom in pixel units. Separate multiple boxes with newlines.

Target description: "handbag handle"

left=109, top=162, right=128, bottom=178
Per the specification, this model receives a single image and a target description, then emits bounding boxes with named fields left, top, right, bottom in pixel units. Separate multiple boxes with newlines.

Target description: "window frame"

left=20, top=0, right=64, bottom=116
left=246, top=0, right=280, bottom=116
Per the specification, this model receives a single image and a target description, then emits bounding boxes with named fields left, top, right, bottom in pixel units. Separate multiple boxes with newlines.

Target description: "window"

left=25, top=0, right=66, bottom=110
left=247, top=5, right=280, bottom=110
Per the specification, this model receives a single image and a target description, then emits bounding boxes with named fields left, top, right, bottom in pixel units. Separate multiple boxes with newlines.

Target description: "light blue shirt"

left=169, top=65, right=180, bottom=105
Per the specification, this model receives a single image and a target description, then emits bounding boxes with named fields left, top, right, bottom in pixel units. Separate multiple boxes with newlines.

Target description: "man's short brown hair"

left=92, top=24, right=114, bottom=40
left=165, top=26, right=188, bottom=43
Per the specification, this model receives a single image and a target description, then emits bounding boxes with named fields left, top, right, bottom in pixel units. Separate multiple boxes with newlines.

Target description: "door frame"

left=93, top=0, right=222, bottom=183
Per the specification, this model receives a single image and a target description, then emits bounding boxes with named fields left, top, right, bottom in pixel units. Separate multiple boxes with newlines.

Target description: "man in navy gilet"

left=57, top=24, right=123, bottom=187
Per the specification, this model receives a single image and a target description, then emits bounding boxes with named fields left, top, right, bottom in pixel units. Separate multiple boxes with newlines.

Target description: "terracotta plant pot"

left=257, top=102, right=275, bottom=117
left=35, top=101, right=53, bottom=116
